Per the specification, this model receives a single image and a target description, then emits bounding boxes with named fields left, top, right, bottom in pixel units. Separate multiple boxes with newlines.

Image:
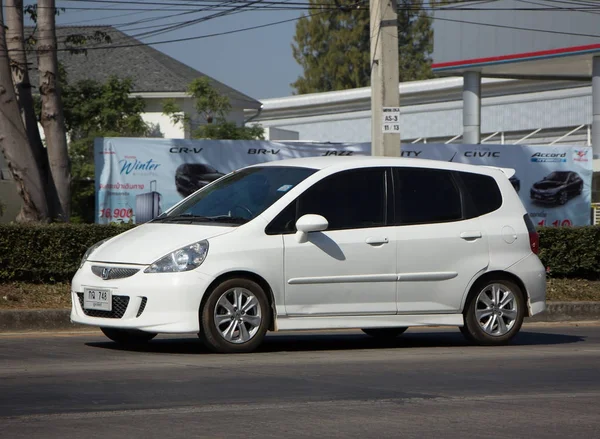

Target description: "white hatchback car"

left=71, top=156, right=546, bottom=353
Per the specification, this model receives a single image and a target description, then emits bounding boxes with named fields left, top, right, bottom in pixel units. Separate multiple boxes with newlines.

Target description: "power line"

left=10, top=0, right=600, bottom=54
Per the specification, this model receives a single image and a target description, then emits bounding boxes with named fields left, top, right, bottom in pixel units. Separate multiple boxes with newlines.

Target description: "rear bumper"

left=507, top=253, right=547, bottom=316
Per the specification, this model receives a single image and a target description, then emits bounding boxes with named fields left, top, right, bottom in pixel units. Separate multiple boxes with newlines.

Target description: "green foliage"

left=538, top=227, right=600, bottom=280
left=162, top=77, right=264, bottom=140
left=0, top=223, right=135, bottom=283
left=62, top=76, right=149, bottom=141
left=188, top=77, right=232, bottom=124
left=59, top=74, right=152, bottom=223
left=291, top=0, right=434, bottom=94
left=194, top=122, right=265, bottom=140
left=1, top=223, right=599, bottom=284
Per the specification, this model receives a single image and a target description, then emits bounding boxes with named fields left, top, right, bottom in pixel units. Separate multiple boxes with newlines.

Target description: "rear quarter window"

left=458, top=171, right=503, bottom=218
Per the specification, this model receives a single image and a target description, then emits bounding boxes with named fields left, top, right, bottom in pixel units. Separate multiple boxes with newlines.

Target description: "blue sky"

left=28, top=1, right=307, bottom=100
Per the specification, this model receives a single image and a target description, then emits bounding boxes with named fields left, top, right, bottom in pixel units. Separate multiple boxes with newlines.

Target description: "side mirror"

left=295, top=214, right=328, bottom=243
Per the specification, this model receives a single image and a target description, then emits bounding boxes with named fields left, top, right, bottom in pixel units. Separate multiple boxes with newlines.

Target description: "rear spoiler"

left=481, top=166, right=516, bottom=179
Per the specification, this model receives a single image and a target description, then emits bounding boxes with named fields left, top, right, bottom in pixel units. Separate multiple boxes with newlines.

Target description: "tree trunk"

left=6, top=0, right=44, bottom=159
left=0, top=1, right=49, bottom=221
left=6, top=0, right=63, bottom=220
left=37, top=0, right=70, bottom=221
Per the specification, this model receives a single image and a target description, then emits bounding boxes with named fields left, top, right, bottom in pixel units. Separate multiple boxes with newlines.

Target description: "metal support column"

left=463, top=71, right=481, bottom=144
left=593, top=56, right=600, bottom=159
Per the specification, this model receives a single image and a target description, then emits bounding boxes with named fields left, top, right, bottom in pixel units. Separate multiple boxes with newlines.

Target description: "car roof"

left=254, top=155, right=513, bottom=178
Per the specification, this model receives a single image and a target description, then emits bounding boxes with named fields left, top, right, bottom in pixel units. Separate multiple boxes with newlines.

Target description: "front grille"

left=136, top=297, right=147, bottom=317
left=77, top=293, right=130, bottom=318
left=91, top=266, right=139, bottom=280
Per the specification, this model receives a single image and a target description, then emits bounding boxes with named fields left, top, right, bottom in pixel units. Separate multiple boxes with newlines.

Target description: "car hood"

left=532, top=181, right=564, bottom=191
left=88, top=223, right=236, bottom=265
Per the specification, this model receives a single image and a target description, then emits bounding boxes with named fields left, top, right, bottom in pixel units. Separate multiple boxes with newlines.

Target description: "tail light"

left=524, top=214, right=539, bottom=254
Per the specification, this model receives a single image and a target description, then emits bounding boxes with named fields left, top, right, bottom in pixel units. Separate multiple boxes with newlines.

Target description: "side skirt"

left=275, top=313, right=464, bottom=331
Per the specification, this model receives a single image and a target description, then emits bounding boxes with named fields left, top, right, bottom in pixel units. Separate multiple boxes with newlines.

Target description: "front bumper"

left=70, top=261, right=215, bottom=333
left=530, top=190, right=559, bottom=204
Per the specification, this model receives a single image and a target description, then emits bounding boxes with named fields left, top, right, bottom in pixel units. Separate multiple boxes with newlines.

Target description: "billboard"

left=94, top=138, right=370, bottom=224
left=95, top=138, right=592, bottom=226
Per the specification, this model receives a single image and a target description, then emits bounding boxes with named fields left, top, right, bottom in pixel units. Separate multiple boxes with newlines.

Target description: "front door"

left=282, top=167, right=397, bottom=316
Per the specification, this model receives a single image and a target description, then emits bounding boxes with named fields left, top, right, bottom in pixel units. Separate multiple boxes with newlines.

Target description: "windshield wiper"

left=152, top=213, right=248, bottom=224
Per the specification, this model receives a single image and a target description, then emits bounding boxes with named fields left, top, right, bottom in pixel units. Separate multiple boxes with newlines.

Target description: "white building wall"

left=250, top=78, right=593, bottom=145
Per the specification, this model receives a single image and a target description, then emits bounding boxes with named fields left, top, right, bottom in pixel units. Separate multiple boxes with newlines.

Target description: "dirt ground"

left=0, top=278, right=598, bottom=309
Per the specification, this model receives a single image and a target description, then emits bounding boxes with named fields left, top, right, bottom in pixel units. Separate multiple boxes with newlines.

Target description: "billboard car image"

left=530, top=171, right=583, bottom=206
left=175, top=163, right=224, bottom=198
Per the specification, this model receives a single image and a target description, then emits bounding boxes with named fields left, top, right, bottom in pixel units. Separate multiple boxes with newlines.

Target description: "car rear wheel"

left=361, top=327, right=408, bottom=338
left=461, top=279, right=525, bottom=345
left=100, top=327, right=157, bottom=344
left=199, top=278, right=270, bottom=353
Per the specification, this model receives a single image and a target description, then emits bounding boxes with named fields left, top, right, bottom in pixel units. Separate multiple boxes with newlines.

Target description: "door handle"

left=460, top=231, right=482, bottom=240
left=365, top=237, right=389, bottom=245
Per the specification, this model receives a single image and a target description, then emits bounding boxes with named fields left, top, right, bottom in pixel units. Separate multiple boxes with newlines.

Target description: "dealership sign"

left=95, top=138, right=592, bottom=226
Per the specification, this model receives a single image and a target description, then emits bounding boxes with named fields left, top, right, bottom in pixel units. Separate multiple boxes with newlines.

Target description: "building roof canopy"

left=432, top=0, right=600, bottom=80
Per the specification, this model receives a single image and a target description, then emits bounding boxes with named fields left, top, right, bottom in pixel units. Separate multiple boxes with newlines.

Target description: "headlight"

left=80, top=238, right=110, bottom=268
left=144, top=240, right=209, bottom=273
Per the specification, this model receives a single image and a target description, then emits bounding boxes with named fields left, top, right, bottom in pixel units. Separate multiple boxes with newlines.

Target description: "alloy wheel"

left=214, top=288, right=262, bottom=344
left=474, top=283, right=518, bottom=337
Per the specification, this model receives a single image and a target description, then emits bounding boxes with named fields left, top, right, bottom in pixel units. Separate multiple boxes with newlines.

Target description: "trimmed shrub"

left=538, top=226, right=600, bottom=280
left=0, top=223, right=134, bottom=283
left=1, top=223, right=600, bottom=283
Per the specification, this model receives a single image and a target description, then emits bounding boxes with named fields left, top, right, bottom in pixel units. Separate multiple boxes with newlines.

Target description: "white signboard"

left=382, top=107, right=401, bottom=133
left=95, top=138, right=592, bottom=227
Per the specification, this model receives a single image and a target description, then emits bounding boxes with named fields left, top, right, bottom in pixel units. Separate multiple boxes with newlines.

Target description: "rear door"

left=393, top=167, right=491, bottom=313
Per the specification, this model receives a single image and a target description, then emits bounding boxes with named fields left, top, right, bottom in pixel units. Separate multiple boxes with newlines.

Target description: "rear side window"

left=458, top=171, right=502, bottom=218
left=394, top=168, right=462, bottom=225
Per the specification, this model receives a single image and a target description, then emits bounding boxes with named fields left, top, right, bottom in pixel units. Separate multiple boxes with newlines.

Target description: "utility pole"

left=370, top=0, right=401, bottom=156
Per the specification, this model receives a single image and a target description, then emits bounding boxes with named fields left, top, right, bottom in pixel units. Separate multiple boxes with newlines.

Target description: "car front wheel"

left=558, top=190, right=568, bottom=205
left=100, top=327, right=157, bottom=344
left=199, top=278, right=270, bottom=353
left=461, top=279, right=525, bottom=345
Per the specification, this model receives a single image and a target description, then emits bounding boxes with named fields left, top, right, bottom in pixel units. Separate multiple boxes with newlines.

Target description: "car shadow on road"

left=85, top=329, right=586, bottom=355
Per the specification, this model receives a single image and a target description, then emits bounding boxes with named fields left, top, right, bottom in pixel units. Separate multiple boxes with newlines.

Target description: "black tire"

left=100, top=327, right=157, bottom=344
left=361, top=327, right=408, bottom=339
left=199, top=278, right=270, bottom=353
left=461, top=279, right=525, bottom=346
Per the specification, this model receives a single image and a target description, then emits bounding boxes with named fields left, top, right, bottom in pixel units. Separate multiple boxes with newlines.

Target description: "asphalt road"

left=1, top=323, right=600, bottom=438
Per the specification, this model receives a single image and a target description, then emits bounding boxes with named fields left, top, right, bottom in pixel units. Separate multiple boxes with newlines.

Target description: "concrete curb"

left=528, top=301, right=600, bottom=322
left=1, top=302, right=599, bottom=332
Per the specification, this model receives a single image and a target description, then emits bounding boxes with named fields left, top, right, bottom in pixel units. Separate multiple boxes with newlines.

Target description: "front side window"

left=154, top=166, right=316, bottom=225
left=394, top=167, right=462, bottom=225
left=297, top=168, right=387, bottom=231
left=267, top=168, right=388, bottom=233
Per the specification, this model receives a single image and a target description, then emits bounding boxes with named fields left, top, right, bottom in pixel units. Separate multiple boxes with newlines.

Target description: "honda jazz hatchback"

left=71, top=156, right=546, bottom=353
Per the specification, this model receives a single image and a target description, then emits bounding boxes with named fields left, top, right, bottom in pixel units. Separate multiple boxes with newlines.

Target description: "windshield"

left=545, top=172, right=569, bottom=182
left=154, top=166, right=316, bottom=225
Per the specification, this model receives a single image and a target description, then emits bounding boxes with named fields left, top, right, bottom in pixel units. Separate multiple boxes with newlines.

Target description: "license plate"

left=83, top=288, right=112, bottom=311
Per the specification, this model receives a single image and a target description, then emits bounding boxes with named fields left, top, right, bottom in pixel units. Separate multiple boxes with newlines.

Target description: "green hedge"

left=0, top=223, right=134, bottom=283
left=0, top=223, right=599, bottom=283
left=538, top=226, right=600, bottom=280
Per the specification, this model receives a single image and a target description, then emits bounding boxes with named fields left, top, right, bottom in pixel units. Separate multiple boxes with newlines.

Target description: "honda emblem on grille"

left=101, top=267, right=112, bottom=280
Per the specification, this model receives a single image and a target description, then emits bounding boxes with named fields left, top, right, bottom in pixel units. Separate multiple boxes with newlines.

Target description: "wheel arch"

left=200, top=270, right=277, bottom=331
left=462, top=270, right=531, bottom=317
